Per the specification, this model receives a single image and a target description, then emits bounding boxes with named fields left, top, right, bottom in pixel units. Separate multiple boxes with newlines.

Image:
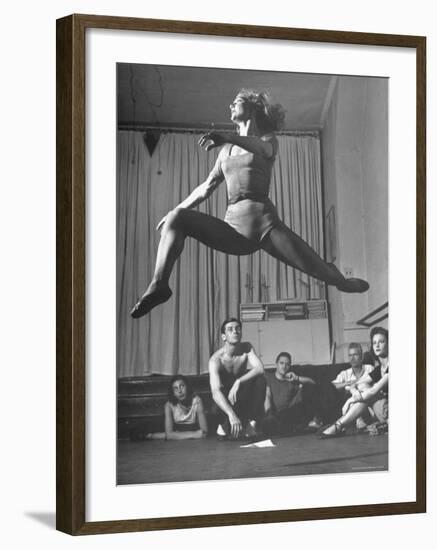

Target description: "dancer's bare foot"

left=326, top=263, right=369, bottom=293
left=130, top=282, right=172, bottom=318
left=336, top=278, right=369, bottom=293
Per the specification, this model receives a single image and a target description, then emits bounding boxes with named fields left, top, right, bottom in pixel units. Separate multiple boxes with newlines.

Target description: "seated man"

left=262, top=352, right=324, bottom=436
left=209, top=317, right=266, bottom=441
left=331, top=342, right=375, bottom=429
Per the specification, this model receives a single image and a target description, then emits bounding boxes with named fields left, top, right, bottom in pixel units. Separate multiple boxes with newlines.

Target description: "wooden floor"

left=117, top=431, right=388, bottom=485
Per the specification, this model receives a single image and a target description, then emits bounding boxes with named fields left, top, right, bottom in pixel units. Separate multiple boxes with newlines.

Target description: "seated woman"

left=319, top=327, right=389, bottom=438
left=132, top=375, right=208, bottom=441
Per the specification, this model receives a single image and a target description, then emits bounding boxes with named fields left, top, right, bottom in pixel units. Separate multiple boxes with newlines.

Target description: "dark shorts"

left=224, top=198, right=280, bottom=242
left=215, top=372, right=267, bottom=425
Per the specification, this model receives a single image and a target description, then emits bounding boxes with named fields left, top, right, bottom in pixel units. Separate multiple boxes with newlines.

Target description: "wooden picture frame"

left=56, top=13, right=426, bottom=535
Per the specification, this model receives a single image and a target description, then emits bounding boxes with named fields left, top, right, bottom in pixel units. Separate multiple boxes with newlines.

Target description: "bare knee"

left=164, top=207, right=187, bottom=230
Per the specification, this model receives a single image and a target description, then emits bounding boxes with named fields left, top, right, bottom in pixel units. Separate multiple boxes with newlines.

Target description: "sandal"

left=316, top=423, right=333, bottom=435
left=319, top=421, right=346, bottom=439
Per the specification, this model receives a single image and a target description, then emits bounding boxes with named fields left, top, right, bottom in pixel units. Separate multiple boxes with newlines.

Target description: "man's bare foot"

left=130, top=282, right=172, bottom=318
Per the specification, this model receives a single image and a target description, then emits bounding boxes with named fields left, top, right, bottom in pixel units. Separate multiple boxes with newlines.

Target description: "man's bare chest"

left=220, top=354, right=248, bottom=376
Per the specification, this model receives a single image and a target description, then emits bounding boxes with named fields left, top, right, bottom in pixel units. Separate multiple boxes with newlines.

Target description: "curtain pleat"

left=117, top=131, right=324, bottom=376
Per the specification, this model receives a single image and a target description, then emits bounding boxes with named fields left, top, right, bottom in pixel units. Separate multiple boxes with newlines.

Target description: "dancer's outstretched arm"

left=156, top=149, right=226, bottom=230
left=198, top=131, right=274, bottom=158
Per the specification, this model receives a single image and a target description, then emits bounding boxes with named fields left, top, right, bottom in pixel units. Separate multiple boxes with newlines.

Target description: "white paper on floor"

left=240, top=439, right=276, bottom=448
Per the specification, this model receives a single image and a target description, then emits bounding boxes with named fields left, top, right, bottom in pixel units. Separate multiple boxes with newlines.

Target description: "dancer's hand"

left=198, top=131, right=231, bottom=151
left=156, top=215, right=167, bottom=231
left=228, top=379, right=240, bottom=405
left=228, top=412, right=242, bottom=438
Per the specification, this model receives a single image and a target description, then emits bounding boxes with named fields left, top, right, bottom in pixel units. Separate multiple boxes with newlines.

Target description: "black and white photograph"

left=116, top=63, right=389, bottom=485
left=3, top=0, right=432, bottom=544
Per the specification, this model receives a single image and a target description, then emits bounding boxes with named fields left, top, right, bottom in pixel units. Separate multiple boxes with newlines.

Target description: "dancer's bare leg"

left=131, top=208, right=259, bottom=318
left=321, top=402, right=368, bottom=436
left=261, top=223, right=369, bottom=292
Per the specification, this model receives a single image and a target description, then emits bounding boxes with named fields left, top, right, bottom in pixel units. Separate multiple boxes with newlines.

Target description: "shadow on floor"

left=25, top=511, right=56, bottom=529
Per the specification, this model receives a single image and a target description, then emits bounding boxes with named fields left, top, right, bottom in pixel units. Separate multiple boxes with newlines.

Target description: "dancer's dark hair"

left=236, top=89, right=286, bottom=133
left=167, top=375, right=194, bottom=406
